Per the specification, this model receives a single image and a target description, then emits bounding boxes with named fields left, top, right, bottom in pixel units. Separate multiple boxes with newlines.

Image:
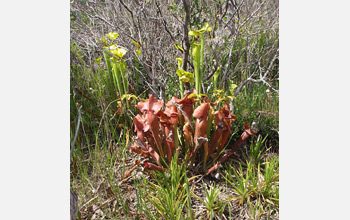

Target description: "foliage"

left=70, top=0, right=279, bottom=219
left=223, top=154, right=279, bottom=215
left=136, top=155, right=194, bottom=220
left=192, top=182, right=227, bottom=218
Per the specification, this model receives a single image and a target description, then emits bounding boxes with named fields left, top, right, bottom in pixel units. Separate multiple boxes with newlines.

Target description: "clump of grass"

left=224, top=162, right=257, bottom=205
left=242, top=135, right=268, bottom=166
left=247, top=198, right=264, bottom=220
left=136, top=155, right=194, bottom=220
left=222, top=136, right=279, bottom=218
left=261, top=156, right=279, bottom=206
left=192, top=182, right=227, bottom=219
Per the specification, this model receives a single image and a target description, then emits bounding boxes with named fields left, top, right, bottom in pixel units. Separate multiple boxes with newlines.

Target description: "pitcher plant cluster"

left=128, top=90, right=259, bottom=175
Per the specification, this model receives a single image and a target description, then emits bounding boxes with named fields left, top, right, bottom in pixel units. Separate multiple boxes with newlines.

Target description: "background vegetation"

left=70, top=0, right=279, bottom=219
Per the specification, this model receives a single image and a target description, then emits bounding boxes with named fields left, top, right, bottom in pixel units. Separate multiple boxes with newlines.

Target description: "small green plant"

left=223, top=154, right=279, bottom=210
left=242, top=135, right=268, bottom=166
left=137, top=154, right=193, bottom=220
left=247, top=198, right=264, bottom=220
left=261, top=156, right=279, bottom=203
left=175, top=57, right=194, bottom=98
left=224, top=162, right=257, bottom=205
left=193, top=182, right=226, bottom=219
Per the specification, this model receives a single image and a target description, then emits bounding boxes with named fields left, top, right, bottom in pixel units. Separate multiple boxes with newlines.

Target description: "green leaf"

left=106, top=32, right=119, bottom=40
left=94, top=57, right=101, bottom=64
left=168, top=5, right=177, bottom=10
left=174, top=43, right=184, bottom=52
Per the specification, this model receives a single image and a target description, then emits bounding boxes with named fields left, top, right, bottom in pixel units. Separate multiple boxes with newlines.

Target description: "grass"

left=192, top=182, right=227, bottom=219
left=136, top=155, right=193, bottom=220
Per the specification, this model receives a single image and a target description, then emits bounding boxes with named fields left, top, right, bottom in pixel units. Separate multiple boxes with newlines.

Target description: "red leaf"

left=209, top=104, right=236, bottom=157
left=144, top=162, right=167, bottom=171
left=232, top=123, right=256, bottom=152
left=137, top=94, right=164, bottom=115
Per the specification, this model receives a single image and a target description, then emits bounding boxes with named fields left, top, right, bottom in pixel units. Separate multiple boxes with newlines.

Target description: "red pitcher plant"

left=127, top=92, right=257, bottom=174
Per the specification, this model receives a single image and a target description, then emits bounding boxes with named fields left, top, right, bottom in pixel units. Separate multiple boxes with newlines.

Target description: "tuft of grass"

left=192, top=182, right=227, bottom=219
left=224, top=162, right=257, bottom=205
left=241, top=134, right=269, bottom=166
left=136, top=155, right=194, bottom=220
left=223, top=152, right=279, bottom=218
left=261, top=156, right=279, bottom=206
left=247, top=198, right=264, bottom=220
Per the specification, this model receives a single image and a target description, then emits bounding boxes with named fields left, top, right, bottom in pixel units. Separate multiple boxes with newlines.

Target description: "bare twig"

left=155, top=1, right=176, bottom=42
left=234, top=53, right=278, bottom=96
left=181, top=0, right=192, bottom=90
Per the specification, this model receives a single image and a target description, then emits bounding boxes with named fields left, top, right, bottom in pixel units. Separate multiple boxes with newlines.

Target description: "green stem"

left=103, top=52, right=117, bottom=100
left=174, top=124, right=180, bottom=159
left=193, top=43, right=201, bottom=94
left=112, top=62, right=124, bottom=101
left=180, top=81, right=184, bottom=98
left=176, top=58, right=185, bottom=98
left=200, top=34, right=204, bottom=80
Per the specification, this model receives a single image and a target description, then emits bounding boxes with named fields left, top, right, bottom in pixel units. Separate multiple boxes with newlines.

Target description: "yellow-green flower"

left=108, top=45, right=127, bottom=59
left=176, top=69, right=194, bottom=85
left=132, top=40, right=141, bottom=49
left=188, top=22, right=212, bottom=37
left=121, top=94, right=138, bottom=102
